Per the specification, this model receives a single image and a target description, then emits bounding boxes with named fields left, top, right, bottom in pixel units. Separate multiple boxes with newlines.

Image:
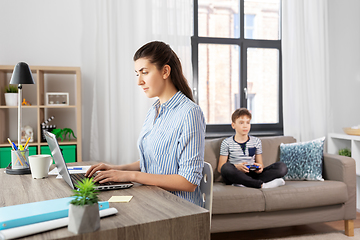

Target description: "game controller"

left=246, top=165, right=259, bottom=171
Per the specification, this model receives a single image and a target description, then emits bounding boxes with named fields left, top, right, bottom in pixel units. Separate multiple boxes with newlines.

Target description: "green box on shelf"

left=40, top=145, right=76, bottom=163
left=0, top=146, right=37, bottom=168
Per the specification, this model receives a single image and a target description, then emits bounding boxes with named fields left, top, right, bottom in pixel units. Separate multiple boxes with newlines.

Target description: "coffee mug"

left=28, top=155, right=53, bottom=179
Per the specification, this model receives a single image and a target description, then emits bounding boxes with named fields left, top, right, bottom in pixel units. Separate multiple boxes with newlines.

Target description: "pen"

left=7, top=138, right=15, bottom=150
left=8, top=138, right=20, bottom=166
left=68, top=167, right=82, bottom=170
left=12, top=143, right=18, bottom=151
left=24, top=137, right=31, bottom=149
left=7, top=138, right=18, bottom=150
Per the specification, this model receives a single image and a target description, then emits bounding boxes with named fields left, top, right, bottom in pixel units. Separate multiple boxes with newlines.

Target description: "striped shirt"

left=220, top=135, right=262, bottom=165
left=138, top=91, right=206, bottom=207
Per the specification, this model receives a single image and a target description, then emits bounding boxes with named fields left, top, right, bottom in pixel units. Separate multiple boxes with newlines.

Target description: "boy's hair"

left=232, top=108, right=252, bottom=123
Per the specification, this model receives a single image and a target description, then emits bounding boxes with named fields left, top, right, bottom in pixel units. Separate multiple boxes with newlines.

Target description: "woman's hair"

left=133, top=41, right=194, bottom=102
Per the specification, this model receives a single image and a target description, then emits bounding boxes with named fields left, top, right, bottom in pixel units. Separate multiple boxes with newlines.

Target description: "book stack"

left=0, top=197, right=116, bottom=239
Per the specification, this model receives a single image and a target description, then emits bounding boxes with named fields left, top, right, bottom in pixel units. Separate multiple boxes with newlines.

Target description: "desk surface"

left=0, top=162, right=210, bottom=240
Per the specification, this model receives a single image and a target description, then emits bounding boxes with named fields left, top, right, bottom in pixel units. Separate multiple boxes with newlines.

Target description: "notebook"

left=43, top=130, right=133, bottom=190
left=0, top=197, right=109, bottom=230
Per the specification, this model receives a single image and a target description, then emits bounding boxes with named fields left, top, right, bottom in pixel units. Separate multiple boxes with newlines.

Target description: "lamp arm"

left=18, top=84, right=22, bottom=146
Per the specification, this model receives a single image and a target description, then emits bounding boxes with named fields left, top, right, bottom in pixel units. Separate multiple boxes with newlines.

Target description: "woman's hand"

left=235, top=162, right=249, bottom=173
left=254, top=163, right=263, bottom=173
left=92, top=170, right=134, bottom=183
left=85, top=163, right=113, bottom=177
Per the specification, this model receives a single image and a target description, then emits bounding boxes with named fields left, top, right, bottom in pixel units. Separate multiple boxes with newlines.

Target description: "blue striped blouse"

left=138, top=91, right=206, bottom=207
left=138, top=91, right=206, bottom=206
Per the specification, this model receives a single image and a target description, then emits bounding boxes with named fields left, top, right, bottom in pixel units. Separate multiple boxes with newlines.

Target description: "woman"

left=86, top=41, right=206, bottom=206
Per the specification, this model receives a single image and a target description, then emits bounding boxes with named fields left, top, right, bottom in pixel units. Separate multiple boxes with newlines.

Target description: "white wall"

left=328, top=0, right=360, bottom=133
left=1, top=0, right=360, bottom=161
left=0, top=0, right=82, bottom=66
left=0, top=0, right=90, bottom=158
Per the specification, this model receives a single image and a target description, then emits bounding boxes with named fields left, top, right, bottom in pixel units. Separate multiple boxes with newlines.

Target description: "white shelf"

left=328, top=133, right=360, bottom=141
left=328, top=133, right=360, bottom=210
left=328, top=133, right=360, bottom=175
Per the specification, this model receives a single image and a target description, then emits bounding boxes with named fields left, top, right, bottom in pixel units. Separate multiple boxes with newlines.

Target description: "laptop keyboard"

left=70, top=173, right=111, bottom=186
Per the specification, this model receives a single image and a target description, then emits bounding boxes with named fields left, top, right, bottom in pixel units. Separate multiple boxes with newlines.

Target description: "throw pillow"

left=280, top=137, right=325, bottom=181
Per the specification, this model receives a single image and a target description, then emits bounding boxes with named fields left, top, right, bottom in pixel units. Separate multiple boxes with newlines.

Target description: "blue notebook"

left=0, top=197, right=109, bottom=230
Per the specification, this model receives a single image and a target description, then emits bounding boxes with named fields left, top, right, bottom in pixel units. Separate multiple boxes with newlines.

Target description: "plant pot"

left=4, top=93, right=18, bottom=106
left=68, top=203, right=100, bottom=234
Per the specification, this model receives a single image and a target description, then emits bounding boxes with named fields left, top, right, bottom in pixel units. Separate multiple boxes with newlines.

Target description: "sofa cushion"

left=280, top=137, right=325, bottom=181
left=260, top=136, right=296, bottom=167
left=262, top=180, right=348, bottom=212
left=212, top=183, right=265, bottom=214
left=204, top=138, right=225, bottom=182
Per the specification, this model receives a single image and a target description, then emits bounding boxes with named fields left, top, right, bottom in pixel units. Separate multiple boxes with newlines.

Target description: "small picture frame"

left=46, top=92, right=69, bottom=106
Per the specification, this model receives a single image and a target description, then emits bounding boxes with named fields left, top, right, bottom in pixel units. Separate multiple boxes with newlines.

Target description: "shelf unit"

left=0, top=65, right=82, bottom=162
left=327, top=133, right=360, bottom=209
left=327, top=133, right=360, bottom=175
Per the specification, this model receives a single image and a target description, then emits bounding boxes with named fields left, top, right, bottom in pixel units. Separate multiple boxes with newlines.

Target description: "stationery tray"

left=343, top=127, right=360, bottom=136
left=5, top=166, right=31, bottom=175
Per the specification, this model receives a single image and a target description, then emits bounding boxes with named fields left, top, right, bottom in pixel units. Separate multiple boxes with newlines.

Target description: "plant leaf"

left=70, top=178, right=99, bottom=206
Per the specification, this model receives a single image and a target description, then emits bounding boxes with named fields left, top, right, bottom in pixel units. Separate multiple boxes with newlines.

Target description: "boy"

left=217, top=108, right=287, bottom=188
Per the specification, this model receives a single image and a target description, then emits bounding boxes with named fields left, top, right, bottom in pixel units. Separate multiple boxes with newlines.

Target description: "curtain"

left=282, top=0, right=330, bottom=142
left=83, top=0, right=193, bottom=164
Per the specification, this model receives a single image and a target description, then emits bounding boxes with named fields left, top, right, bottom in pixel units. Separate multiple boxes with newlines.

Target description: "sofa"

left=204, top=136, right=356, bottom=236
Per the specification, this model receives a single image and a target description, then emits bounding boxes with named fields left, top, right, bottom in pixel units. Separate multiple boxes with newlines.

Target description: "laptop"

left=44, top=130, right=133, bottom=190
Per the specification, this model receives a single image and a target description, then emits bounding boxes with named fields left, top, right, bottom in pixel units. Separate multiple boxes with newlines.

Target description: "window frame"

left=192, top=0, right=283, bottom=138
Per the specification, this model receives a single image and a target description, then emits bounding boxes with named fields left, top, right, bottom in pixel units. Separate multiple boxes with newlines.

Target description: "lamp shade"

left=10, top=62, right=35, bottom=85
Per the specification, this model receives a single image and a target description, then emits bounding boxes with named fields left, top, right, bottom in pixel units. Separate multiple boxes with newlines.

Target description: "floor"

left=211, top=211, right=360, bottom=240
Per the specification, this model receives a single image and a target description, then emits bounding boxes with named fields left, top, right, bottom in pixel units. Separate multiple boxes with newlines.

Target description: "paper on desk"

left=49, top=166, right=91, bottom=179
left=48, top=168, right=59, bottom=175
left=108, top=196, right=133, bottom=203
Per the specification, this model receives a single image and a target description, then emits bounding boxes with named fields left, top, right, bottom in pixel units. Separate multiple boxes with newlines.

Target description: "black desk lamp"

left=6, top=62, right=35, bottom=175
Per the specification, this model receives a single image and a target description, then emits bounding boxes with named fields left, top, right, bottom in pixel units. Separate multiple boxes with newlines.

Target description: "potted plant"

left=338, top=148, right=351, bottom=157
left=4, top=85, right=18, bottom=106
left=68, top=178, right=100, bottom=234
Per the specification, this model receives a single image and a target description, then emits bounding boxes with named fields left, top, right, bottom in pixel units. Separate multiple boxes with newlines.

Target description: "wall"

left=0, top=0, right=82, bottom=66
left=328, top=0, right=360, bottom=133
left=328, top=0, right=360, bottom=211
left=1, top=0, right=360, bottom=162
left=0, top=0, right=88, bottom=157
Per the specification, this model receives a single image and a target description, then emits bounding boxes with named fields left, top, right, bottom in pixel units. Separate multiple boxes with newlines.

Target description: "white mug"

left=28, top=155, right=53, bottom=179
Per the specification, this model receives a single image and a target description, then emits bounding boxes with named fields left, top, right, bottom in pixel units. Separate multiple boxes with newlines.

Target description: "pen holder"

left=11, top=149, right=30, bottom=169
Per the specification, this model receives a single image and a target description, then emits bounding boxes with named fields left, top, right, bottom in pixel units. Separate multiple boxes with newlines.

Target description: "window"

left=245, top=14, right=255, bottom=39
left=192, top=0, right=283, bottom=137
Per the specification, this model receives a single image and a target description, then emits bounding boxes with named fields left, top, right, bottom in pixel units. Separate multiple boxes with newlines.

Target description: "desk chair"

left=200, top=161, right=213, bottom=226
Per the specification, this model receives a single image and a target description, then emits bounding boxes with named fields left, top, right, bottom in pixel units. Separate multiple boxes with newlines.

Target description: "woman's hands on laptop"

left=85, top=163, right=134, bottom=184
left=85, top=163, right=112, bottom=178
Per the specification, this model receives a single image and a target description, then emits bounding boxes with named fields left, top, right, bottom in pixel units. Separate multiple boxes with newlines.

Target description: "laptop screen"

left=44, top=130, right=75, bottom=189
left=44, top=130, right=133, bottom=191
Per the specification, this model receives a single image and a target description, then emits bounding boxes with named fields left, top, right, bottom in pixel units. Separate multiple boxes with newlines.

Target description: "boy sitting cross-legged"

left=217, top=108, right=288, bottom=188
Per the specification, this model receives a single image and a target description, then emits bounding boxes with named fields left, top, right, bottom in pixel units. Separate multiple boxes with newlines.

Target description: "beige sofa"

left=205, top=136, right=356, bottom=236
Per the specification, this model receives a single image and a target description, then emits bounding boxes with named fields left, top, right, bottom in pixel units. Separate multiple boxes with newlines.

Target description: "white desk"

left=328, top=133, right=360, bottom=209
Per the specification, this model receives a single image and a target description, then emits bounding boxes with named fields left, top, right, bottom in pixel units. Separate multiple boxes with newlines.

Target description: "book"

left=0, top=197, right=109, bottom=230
left=0, top=208, right=118, bottom=239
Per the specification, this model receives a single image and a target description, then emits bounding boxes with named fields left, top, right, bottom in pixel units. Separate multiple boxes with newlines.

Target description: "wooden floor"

left=211, top=211, right=360, bottom=240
